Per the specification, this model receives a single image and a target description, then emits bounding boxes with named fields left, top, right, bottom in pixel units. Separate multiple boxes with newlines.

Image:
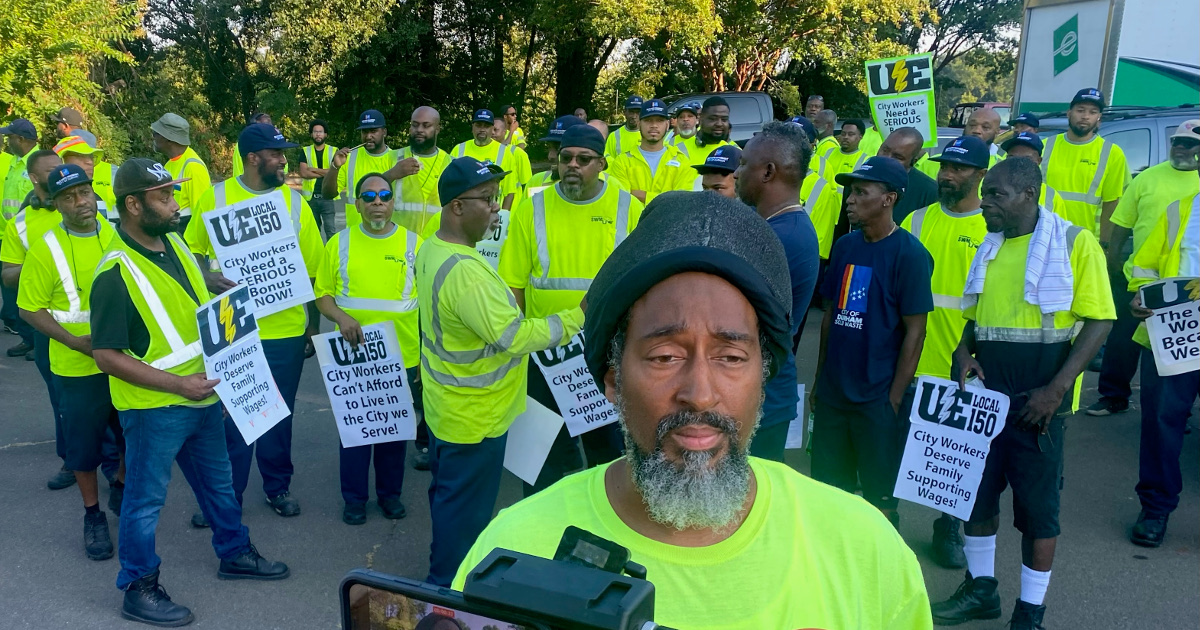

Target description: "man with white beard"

left=452, top=191, right=932, bottom=629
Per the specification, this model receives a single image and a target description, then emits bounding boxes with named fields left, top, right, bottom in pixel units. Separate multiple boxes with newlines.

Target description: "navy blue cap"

left=472, top=109, right=495, bottom=124
left=676, top=101, right=700, bottom=115
left=46, top=163, right=92, bottom=198
left=238, top=123, right=299, bottom=154
left=932, top=135, right=990, bottom=169
left=835, top=156, right=908, bottom=193
left=539, top=115, right=587, bottom=143
left=1001, top=131, right=1044, bottom=154
left=788, top=115, right=817, bottom=143
left=1009, top=112, right=1040, bottom=129
left=694, top=145, right=742, bottom=175
left=624, top=95, right=644, bottom=110
left=640, top=99, right=668, bottom=119
left=356, top=109, right=386, bottom=130
left=1071, top=88, right=1105, bottom=108
left=438, top=156, right=509, bottom=205
left=0, top=118, right=37, bottom=140
left=559, top=125, right=606, bottom=156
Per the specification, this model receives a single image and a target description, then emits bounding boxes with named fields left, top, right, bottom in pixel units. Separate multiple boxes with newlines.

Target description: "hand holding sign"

left=1140, top=277, right=1200, bottom=376
left=177, top=373, right=221, bottom=401
left=314, top=322, right=417, bottom=448
left=531, top=332, right=617, bottom=437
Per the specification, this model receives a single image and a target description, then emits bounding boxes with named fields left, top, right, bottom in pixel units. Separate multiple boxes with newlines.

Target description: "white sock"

left=1020, top=564, right=1052, bottom=605
left=963, top=534, right=996, bottom=578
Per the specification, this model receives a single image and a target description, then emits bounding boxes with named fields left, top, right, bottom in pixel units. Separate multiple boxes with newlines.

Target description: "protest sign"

left=474, top=209, right=510, bottom=269
left=196, top=286, right=289, bottom=445
left=314, top=322, right=417, bottom=448
left=785, top=384, right=807, bottom=449
left=504, top=397, right=565, bottom=485
left=865, top=53, right=938, bottom=148
left=531, top=332, right=617, bottom=437
left=894, top=376, right=1009, bottom=520
left=201, top=189, right=315, bottom=317
left=1140, top=277, right=1200, bottom=376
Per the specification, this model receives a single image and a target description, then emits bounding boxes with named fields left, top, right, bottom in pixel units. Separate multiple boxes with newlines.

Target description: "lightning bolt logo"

left=219, top=297, right=235, bottom=343
left=892, top=61, right=909, bottom=93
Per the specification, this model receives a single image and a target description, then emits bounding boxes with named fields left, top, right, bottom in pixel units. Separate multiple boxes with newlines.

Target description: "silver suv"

left=1034, top=106, right=1199, bottom=175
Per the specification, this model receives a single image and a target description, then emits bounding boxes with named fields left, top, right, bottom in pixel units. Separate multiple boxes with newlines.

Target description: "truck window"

left=1103, top=127, right=1152, bottom=174
left=727, top=96, right=764, bottom=126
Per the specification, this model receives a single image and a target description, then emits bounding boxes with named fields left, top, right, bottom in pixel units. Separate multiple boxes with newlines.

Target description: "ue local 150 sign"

left=864, top=53, right=938, bottom=149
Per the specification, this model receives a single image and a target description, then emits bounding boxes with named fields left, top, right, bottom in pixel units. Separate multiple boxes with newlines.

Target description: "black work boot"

left=266, top=492, right=301, bottom=517
left=932, top=572, right=1002, bottom=626
left=1131, top=511, right=1168, bottom=548
left=1008, top=599, right=1047, bottom=630
left=84, top=510, right=114, bottom=561
left=218, top=544, right=290, bottom=580
left=190, top=511, right=209, bottom=529
left=121, top=571, right=194, bottom=627
left=932, top=514, right=967, bottom=569
left=47, top=465, right=77, bottom=490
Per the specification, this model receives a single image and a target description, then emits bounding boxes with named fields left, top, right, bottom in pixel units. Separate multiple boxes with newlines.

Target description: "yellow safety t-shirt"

left=818, top=148, right=868, bottom=191
left=815, top=136, right=839, bottom=160
left=1128, top=193, right=1198, bottom=348
left=337, top=146, right=399, bottom=225
left=90, top=161, right=119, bottom=222
left=604, top=126, right=642, bottom=158
left=1040, top=133, right=1130, bottom=235
left=499, top=181, right=644, bottom=318
left=1110, top=161, right=1199, bottom=281
left=454, top=458, right=933, bottom=630
left=902, top=203, right=988, bottom=379
left=605, top=144, right=698, bottom=203
left=860, top=127, right=884, bottom=156
left=315, top=224, right=421, bottom=367
left=2, top=146, right=38, bottom=226
left=675, top=136, right=736, bottom=167
left=165, top=148, right=211, bottom=219
left=801, top=172, right=843, bottom=259
left=451, top=140, right=532, bottom=203
left=390, top=146, right=452, bottom=236
left=186, top=177, right=324, bottom=340
left=501, top=127, right=527, bottom=148
left=18, top=222, right=115, bottom=376
left=417, top=235, right=583, bottom=444
left=2, top=206, right=63, bottom=266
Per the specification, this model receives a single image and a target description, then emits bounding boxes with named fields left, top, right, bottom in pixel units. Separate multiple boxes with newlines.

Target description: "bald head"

left=965, top=108, right=1002, bottom=145
left=814, top=109, right=837, bottom=138
left=409, top=106, right=441, bottom=152
left=588, top=119, right=609, bottom=139
left=877, top=127, right=925, bottom=169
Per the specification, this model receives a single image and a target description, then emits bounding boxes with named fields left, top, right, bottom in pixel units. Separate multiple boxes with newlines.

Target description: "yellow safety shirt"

left=675, top=136, right=737, bottom=167
left=499, top=181, right=644, bottom=318
left=299, top=143, right=338, bottom=199
left=390, top=146, right=452, bottom=236
left=185, top=177, right=324, bottom=340
left=605, top=144, right=698, bottom=203
left=860, top=127, right=884, bottom=156
left=1128, top=192, right=1199, bottom=347
left=2, top=146, right=38, bottom=227
left=815, top=136, right=839, bottom=160
left=1110, top=161, right=1199, bottom=281
left=164, top=148, right=212, bottom=219
left=18, top=221, right=115, bottom=376
left=1040, top=133, right=1130, bottom=234
left=901, top=203, right=989, bottom=379
left=818, top=148, right=868, bottom=191
left=454, top=458, right=933, bottom=630
left=501, top=127, right=527, bottom=148
left=2, top=205, right=62, bottom=266
left=800, top=172, right=842, bottom=259
left=315, top=223, right=421, bottom=367
left=450, top=140, right=532, bottom=204
left=417, top=235, right=583, bottom=443
left=604, top=126, right=642, bottom=158
left=94, top=232, right=218, bottom=410
left=337, top=146, right=398, bottom=227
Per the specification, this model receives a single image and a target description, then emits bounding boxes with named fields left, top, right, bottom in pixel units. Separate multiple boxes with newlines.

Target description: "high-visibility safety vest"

left=185, top=177, right=325, bottom=340
left=164, top=148, right=211, bottom=219
left=800, top=173, right=841, bottom=259
left=300, top=143, right=339, bottom=199
left=315, top=224, right=421, bottom=367
left=95, top=232, right=217, bottom=410
left=499, top=182, right=644, bottom=318
left=604, top=126, right=642, bottom=158
left=17, top=222, right=115, bottom=376
left=1, top=205, right=62, bottom=266
left=675, top=136, right=736, bottom=167
left=901, top=203, right=989, bottom=380
left=1039, top=133, right=1130, bottom=235
left=1128, top=193, right=1199, bottom=348
left=451, top=140, right=532, bottom=202
left=814, top=136, right=839, bottom=161
left=335, top=145, right=398, bottom=217
left=1, top=147, right=37, bottom=225
left=390, top=146, right=451, bottom=236
left=416, top=235, right=584, bottom=444
left=605, top=144, right=698, bottom=204
left=818, top=149, right=868, bottom=192
left=1109, top=160, right=1200, bottom=282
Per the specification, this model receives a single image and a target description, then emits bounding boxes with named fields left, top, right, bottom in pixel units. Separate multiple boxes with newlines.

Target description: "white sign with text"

left=314, top=322, right=417, bottom=448
left=531, top=332, right=617, bottom=437
left=1140, top=278, right=1199, bottom=376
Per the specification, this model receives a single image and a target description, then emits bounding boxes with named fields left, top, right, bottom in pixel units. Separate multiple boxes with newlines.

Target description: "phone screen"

left=346, top=583, right=534, bottom=630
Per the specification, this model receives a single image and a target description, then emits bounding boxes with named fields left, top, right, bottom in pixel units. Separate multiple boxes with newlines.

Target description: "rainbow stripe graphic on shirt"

left=837, top=264, right=872, bottom=313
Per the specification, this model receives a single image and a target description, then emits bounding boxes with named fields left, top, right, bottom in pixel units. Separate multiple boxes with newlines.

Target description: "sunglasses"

left=458, top=192, right=502, bottom=205
left=558, top=153, right=599, bottom=167
left=359, top=190, right=394, bottom=203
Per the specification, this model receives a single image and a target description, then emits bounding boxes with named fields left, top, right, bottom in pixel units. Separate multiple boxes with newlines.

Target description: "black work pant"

left=1098, top=272, right=1141, bottom=402
left=425, top=430, right=507, bottom=586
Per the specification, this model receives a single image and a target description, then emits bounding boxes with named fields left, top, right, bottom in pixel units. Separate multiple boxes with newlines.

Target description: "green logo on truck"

left=1053, top=14, right=1079, bottom=76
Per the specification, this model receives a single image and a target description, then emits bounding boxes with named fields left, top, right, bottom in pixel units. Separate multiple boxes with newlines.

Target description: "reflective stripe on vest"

left=333, top=227, right=418, bottom=313
left=975, top=224, right=1085, bottom=343
left=614, top=128, right=623, bottom=155
left=213, top=181, right=302, bottom=236
left=346, top=151, right=359, bottom=201
left=453, top=143, right=506, bottom=168
left=43, top=230, right=89, bottom=324
left=529, top=187, right=631, bottom=291
left=909, top=206, right=930, bottom=240
left=1044, top=185, right=1057, bottom=210
left=1131, top=200, right=1182, bottom=280
left=1042, top=135, right=1112, bottom=206
left=15, top=209, right=28, bottom=248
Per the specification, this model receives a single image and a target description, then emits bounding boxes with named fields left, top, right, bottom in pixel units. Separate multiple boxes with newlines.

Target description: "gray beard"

left=367, top=218, right=388, bottom=231
left=615, top=393, right=756, bottom=532
left=561, top=180, right=584, bottom=200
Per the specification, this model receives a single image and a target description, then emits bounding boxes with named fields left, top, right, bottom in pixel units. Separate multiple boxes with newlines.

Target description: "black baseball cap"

left=624, top=96, right=644, bottom=110
left=932, top=135, right=990, bottom=169
left=51, top=107, right=84, bottom=128
left=640, top=99, right=668, bottom=119
left=694, top=145, right=742, bottom=175
left=540, top=115, right=587, bottom=143
left=675, top=101, right=700, bottom=115
left=0, top=118, right=37, bottom=140
left=1009, top=112, right=1040, bottom=129
left=788, top=115, right=817, bottom=143
left=238, top=123, right=299, bottom=154
left=1070, top=88, right=1105, bottom=108
left=1001, top=131, right=1044, bottom=154
left=114, top=158, right=190, bottom=200
left=438, top=157, right=509, bottom=205
left=835, top=156, right=908, bottom=193
left=46, top=163, right=92, bottom=199
left=559, top=125, right=606, bottom=156
left=357, top=109, right=386, bottom=130
left=472, top=109, right=495, bottom=124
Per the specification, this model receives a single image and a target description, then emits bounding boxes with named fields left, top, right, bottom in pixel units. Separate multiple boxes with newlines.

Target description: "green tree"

left=891, top=0, right=1022, bottom=75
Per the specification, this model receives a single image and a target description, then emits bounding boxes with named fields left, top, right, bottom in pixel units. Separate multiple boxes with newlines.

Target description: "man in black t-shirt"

left=876, top=127, right=939, bottom=223
left=298, top=119, right=336, bottom=238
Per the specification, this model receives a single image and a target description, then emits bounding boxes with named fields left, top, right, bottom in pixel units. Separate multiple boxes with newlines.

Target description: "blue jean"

left=226, top=336, right=305, bottom=502
left=426, top=430, right=507, bottom=586
left=117, top=403, right=251, bottom=589
left=1137, top=348, right=1200, bottom=516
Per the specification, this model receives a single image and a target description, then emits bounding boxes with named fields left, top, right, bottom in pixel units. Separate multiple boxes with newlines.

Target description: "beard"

left=614, top=392, right=755, bottom=532
left=1069, top=121, right=1097, bottom=138
left=142, top=208, right=179, bottom=237
left=938, top=182, right=966, bottom=207
left=699, top=129, right=729, bottom=145
left=367, top=218, right=389, bottom=231
left=258, top=161, right=284, bottom=189
left=410, top=135, right=437, bottom=154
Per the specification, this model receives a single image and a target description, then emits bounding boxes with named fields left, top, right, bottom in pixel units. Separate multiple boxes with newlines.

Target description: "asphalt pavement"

left=0, top=311, right=1195, bottom=629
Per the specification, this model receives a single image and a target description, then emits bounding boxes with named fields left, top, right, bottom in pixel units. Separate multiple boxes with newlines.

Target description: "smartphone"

left=341, top=569, right=550, bottom=630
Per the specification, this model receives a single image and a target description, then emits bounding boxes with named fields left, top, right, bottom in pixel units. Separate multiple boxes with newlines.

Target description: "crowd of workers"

left=0, top=82, right=1196, bottom=629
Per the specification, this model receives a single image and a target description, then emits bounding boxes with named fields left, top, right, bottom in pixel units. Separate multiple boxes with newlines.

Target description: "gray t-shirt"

left=639, top=147, right=667, bottom=178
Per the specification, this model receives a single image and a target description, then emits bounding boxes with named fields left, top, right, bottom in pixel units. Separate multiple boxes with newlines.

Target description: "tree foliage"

left=892, top=0, right=1022, bottom=75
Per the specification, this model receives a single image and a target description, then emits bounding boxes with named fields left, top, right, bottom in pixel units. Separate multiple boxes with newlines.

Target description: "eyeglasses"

left=558, top=153, right=599, bottom=167
left=458, top=193, right=501, bottom=205
left=358, top=190, right=394, bottom=203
